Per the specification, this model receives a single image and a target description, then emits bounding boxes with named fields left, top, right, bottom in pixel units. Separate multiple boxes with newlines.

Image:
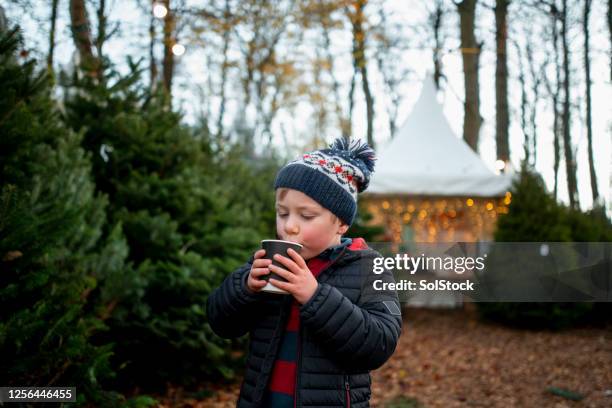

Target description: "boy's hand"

left=247, top=249, right=272, bottom=293
left=267, top=248, right=318, bottom=305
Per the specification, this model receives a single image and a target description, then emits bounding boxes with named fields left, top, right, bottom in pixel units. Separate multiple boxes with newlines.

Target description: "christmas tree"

left=494, top=165, right=571, bottom=242
left=61, top=58, right=277, bottom=389
left=477, top=165, right=610, bottom=329
left=0, top=28, right=137, bottom=405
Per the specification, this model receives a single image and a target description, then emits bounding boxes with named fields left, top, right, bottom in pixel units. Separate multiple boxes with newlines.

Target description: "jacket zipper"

left=344, top=375, right=351, bottom=408
left=295, top=247, right=349, bottom=408
left=258, top=297, right=290, bottom=407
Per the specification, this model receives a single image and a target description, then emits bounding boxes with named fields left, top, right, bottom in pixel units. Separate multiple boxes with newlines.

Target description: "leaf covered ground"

left=158, top=307, right=611, bottom=407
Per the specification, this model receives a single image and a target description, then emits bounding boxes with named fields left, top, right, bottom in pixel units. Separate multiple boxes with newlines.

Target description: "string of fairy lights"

left=364, top=192, right=512, bottom=243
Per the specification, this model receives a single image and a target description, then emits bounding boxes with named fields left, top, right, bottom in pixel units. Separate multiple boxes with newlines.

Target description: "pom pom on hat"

left=330, top=137, right=376, bottom=173
left=328, top=137, right=376, bottom=192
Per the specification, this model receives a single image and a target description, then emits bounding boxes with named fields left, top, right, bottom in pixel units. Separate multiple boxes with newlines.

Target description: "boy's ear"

left=338, top=223, right=349, bottom=235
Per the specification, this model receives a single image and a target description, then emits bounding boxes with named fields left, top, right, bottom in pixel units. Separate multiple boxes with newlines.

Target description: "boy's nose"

left=284, top=222, right=299, bottom=235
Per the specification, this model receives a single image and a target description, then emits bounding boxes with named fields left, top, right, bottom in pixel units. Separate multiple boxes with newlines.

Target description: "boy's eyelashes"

left=277, top=213, right=316, bottom=220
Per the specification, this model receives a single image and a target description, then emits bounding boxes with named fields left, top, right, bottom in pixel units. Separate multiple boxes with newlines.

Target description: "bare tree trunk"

left=561, top=0, right=579, bottom=209
left=69, top=0, right=98, bottom=76
left=457, top=0, right=482, bottom=152
left=546, top=5, right=562, bottom=200
left=515, top=41, right=530, bottom=164
left=236, top=1, right=294, bottom=148
left=95, top=0, right=106, bottom=60
left=543, top=56, right=561, bottom=198
left=348, top=0, right=374, bottom=147
left=608, top=0, right=611, bottom=81
left=526, top=42, right=541, bottom=167
left=583, top=0, right=598, bottom=202
left=254, top=28, right=290, bottom=148
left=347, top=71, right=356, bottom=142
left=374, top=6, right=403, bottom=139
left=431, top=0, right=444, bottom=90
left=552, top=104, right=560, bottom=198
left=321, top=20, right=347, bottom=139
left=216, top=0, right=231, bottom=142
left=387, top=98, right=398, bottom=138
left=495, top=0, right=510, bottom=163
left=149, top=0, right=157, bottom=90
left=242, top=37, right=255, bottom=110
left=162, top=0, right=175, bottom=100
left=312, top=46, right=326, bottom=147
left=239, top=7, right=260, bottom=113
left=48, top=0, right=59, bottom=74
left=0, top=6, right=6, bottom=33
left=360, top=58, right=375, bottom=147
left=262, top=79, right=282, bottom=145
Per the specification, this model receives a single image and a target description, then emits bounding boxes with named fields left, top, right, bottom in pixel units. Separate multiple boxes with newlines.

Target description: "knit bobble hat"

left=274, top=138, right=376, bottom=226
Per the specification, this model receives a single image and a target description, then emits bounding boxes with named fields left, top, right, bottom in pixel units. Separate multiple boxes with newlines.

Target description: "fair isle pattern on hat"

left=274, top=138, right=376, bottom=226
left=284, top=150, right=365, bottom=200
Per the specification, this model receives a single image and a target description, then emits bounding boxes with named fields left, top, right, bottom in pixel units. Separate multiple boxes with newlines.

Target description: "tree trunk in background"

left=551, top=8, right=562, bottom=200
left=216, top=0, right=231, bottom=143
left=542, top=66, right=559, bottom=196
left=515, top=41, right=530, bottom=164
left=560, top=0, right=579, bottom=209
left=347, top=70, right=356, bottom=142
left=495, top=0, right=509, bottom=164
left=95, top=0, right=106, bottom=61
left=374, top=5, right=403, bottom=139
left=149, top=0, right=157, bottom=90
left=0, top=6, right=6, bottom=33
left=583, top=0, right=599, bottom=202
left=553, top=106, right=560, bottom=198
left=359, top=49, right=374, bottom=148
left=457, top=0, right=482, bottom=153
left=348, top=0, right=374, bottom=147
left=47, top=0, right=59, bottom=74
left=608, top=0, right=611, bottom=81
left=162, top=0, right=175, bottom=101
left=526, top=42, right=541, bottom=167
left=322, top=19, right=348, bottom=140
left=69, top=0, right=98, bottom=76
left=431, top=1, right=444, bottom=90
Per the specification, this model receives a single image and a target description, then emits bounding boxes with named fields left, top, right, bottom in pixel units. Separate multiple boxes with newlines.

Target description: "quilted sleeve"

left=206, top=260, right=264, bottom=338
left=299, top=254, right=402, bottom=371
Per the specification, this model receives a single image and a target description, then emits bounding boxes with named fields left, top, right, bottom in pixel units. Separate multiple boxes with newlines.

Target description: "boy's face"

left=275, top=189, right=349, bottom=260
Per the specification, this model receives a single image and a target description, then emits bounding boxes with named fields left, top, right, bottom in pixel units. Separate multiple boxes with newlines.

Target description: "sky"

left=4, top=0, right=610, bottom=215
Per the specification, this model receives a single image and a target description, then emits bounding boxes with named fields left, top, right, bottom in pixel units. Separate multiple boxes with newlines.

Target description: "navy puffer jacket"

left=207, top=241, right=402, bottom=407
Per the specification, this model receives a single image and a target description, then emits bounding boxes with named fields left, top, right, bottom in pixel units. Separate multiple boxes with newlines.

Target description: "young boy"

left=207, top=138, right=402, bottom=407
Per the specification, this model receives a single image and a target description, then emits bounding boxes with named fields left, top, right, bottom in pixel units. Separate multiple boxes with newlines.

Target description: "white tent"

left=368, top=75, right=512, bottom=197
